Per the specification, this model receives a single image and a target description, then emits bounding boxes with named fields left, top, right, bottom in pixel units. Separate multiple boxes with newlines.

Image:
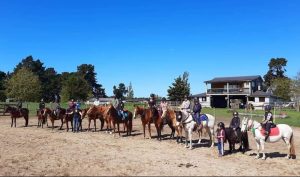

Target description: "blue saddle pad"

left=200, top=114, right=208, bottom=122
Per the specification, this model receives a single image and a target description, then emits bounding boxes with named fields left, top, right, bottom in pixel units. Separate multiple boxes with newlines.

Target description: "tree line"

left=0, top=56, right=106, bottom=102
left=0, top=56, right=299, bottom=105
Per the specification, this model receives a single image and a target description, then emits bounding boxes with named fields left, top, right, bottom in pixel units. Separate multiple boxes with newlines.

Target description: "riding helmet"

left=264, top=105, right=272, bottom=112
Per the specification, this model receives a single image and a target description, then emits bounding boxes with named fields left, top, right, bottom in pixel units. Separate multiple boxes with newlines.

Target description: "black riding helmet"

left=218, top=122, right=225, bottom=129
left=150, top=93, right=155, bottom=98
left=233, top=111, right=238, bottom=117
left=265, top=105, right=272, bottom=112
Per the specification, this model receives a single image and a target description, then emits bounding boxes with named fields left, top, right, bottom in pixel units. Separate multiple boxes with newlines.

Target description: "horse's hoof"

left=255, top=156, right=260, bottom=159
left=261, top=157, right=266, bottom=160
left=109, top=132, right=113, bottom=135
left=286, top=155, right=291, bottom=160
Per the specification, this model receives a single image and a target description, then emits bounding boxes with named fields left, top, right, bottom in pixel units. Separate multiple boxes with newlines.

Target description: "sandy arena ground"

left=0, top=115, right=300, bottom=176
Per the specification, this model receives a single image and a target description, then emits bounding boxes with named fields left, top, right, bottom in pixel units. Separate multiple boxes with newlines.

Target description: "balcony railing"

left=207, top=88, right=250, bottom=94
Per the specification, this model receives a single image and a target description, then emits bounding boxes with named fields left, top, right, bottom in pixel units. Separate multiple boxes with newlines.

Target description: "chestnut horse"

left=106, top=105, right=133, bottom=136
left=5, top=106, right=29, bottom=127
left=83, top=105, right=108, bottom=131
left=44, top=107, right=66, bottom=130
left=162, top=108, right=183, bottom=142
left=133, top=106, right=163, bottom=140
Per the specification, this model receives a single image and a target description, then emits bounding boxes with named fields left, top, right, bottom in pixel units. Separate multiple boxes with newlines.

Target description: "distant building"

left=192, top=75, right=281, bottom=109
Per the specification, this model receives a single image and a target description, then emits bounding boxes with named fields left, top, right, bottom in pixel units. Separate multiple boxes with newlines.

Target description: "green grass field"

left=18, top=102, right=300, bottom=127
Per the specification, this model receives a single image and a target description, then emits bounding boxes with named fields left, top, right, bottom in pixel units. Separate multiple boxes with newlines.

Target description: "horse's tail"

left=290, top=133, right=296, bottom=158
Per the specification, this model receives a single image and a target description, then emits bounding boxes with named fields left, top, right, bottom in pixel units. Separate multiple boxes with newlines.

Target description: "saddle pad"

left=260, top=127, right=280, bottom=136
left=200, top=114, right=208, bottom=121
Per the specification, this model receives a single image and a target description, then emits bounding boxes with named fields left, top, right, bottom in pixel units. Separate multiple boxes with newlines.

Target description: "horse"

left=224, top=127, right=249, bottom=153
left=83, top=105, right=108, bottom=132
left=64, top=109, right=74, bottom=132
left=37, top=109, right=47, bottom=128
left=161, top=108, right=182, bottom=141
left=133, top=106, right=163, bottom=140
left=44, top=107, right=66, bottom=130
left=5, top=105, right=29, bottom=127
left=175, top=111, right=215, bottom=149
left=241, top=117, right=296, bottom=160
left=106, top=105, right=133, bottom=136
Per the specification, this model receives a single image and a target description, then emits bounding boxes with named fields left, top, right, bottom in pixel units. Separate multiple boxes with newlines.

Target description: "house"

left=192, top=75, right=280, bottom=109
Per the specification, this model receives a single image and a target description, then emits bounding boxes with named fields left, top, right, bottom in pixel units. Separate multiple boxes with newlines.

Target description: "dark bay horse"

left=225, top=128, right=249, bottom=153
left=37, top=109, right=47, bottom=128
left=44, top=107, right=66, bottom=130
left=5, top=106, right=29, bottom=127
left=133, top=106, right=163, bottom=140
left=106, top=105, right=133, bottom=136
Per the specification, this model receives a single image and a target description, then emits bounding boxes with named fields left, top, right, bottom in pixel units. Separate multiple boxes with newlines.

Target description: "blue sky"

left=0, top=0, right=299, bottom=97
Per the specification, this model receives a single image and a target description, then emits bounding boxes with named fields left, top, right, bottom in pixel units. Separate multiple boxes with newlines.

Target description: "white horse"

left=241, top=117, right=296, bottom=160
left=176, top=111, right=215, bottom=149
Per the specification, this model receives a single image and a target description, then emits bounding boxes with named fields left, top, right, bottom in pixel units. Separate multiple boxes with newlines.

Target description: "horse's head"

left=175, top=111, right=183, bottom=122
left=4, top=105, right=12, bottom=113
left=241, top=117, right=249, bottom=132
left=133, top=106, right=143, bottom=119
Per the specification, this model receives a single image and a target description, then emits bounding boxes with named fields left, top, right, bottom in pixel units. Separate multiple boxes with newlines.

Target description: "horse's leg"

left=209, top=127, right=215, bottom=148
left=282, top=137, right=291, bottom=159
left=59, top=117, right=63, bottom=130
left=94, top=119, right=97, bottom=132
left=88, top=119, right=91, bottom=132
left=185, top=130, right=189, bottom=148
left=148, top=123, right=152, bottom=139
left=51, top=119, right=55, bottom=130
left=100, top=119, right=104, bottom=131
left=198, top=129, right=202, bottom=144
left=14, top=117, right=16, bottom=127
left=189, top=129, right=193, bottom=150
left=66, top=119, right=69, bottom=132
left=117, top=122, right=121, bottom=137
left=261, top=140, right=266, bottom=160
left=155, top=123, right=160, bottom=141
left=143, top=123, right=146, bottom=139
left=255, top=140, right=261, bottom=159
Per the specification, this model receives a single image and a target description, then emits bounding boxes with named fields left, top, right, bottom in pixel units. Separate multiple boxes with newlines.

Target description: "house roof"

left=205, top=75, right=262, bottom=83
left=191, top=93, right=207, bottom=98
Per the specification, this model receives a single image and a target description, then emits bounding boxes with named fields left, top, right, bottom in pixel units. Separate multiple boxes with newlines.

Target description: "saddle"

left=194, top=114, right=209, bottom=127
left=260, top=126, right=280, bottom=136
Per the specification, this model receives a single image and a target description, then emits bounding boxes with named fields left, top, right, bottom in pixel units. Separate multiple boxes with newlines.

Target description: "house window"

left=259, top=97, right=265, bottom=102
left=202, top=97, right=207, bottom=102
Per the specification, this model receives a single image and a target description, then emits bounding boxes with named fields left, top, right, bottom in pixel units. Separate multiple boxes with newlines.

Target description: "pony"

left=44, top=107, right=66, bottom=130
left=133, top=106, right=163, bottom=140
left=106, top=105, right=133, bottom=136
left=5, top=105, right=29, bottom=127
left=175, top=111, right=215, bottom=149
left=241, top=117, right=296, bottom=160
left=224, top=127, right=249, bottom=153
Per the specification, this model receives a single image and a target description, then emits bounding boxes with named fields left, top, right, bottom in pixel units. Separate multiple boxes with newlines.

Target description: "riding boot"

left=264, top=131, right=269, bottom=141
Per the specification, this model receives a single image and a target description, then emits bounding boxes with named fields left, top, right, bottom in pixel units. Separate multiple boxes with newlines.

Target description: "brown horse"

left=133, top=106, right=163, bottom=140
left=161, top=108, right=183, bottom=142
left=106, top=105, right=133, bottom=136
left=5, top=106, right=29, bottom=127
left=37, top=109, right=47, bottom=128
left=44, top=107, right=66, bottom=130
left=64, top=109, right=74, bottom=132
left=83, top=105, right=108, bottom=132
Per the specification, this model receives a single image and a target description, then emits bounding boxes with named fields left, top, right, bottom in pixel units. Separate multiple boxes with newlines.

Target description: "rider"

left=17, top=99, right=22, bottom=112
left=148, top=93, right=157, bottom=122
left=192, top=97, right=202, bottom=125
left=230, top=111, right=241, bottom=138
left=68, top=99, right=76, bottom=112
left=160, top=97, right=168, bottom=124
left=53, top=95, right=61, bottom=117
left=262, top=105, right=274, bottom=141
left=180, top=95, right=191, bottom=119
left=39, top=98, right=46, bottom=115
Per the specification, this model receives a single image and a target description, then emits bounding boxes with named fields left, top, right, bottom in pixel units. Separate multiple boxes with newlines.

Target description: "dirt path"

left=0, top=116, right=299, bottom=176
